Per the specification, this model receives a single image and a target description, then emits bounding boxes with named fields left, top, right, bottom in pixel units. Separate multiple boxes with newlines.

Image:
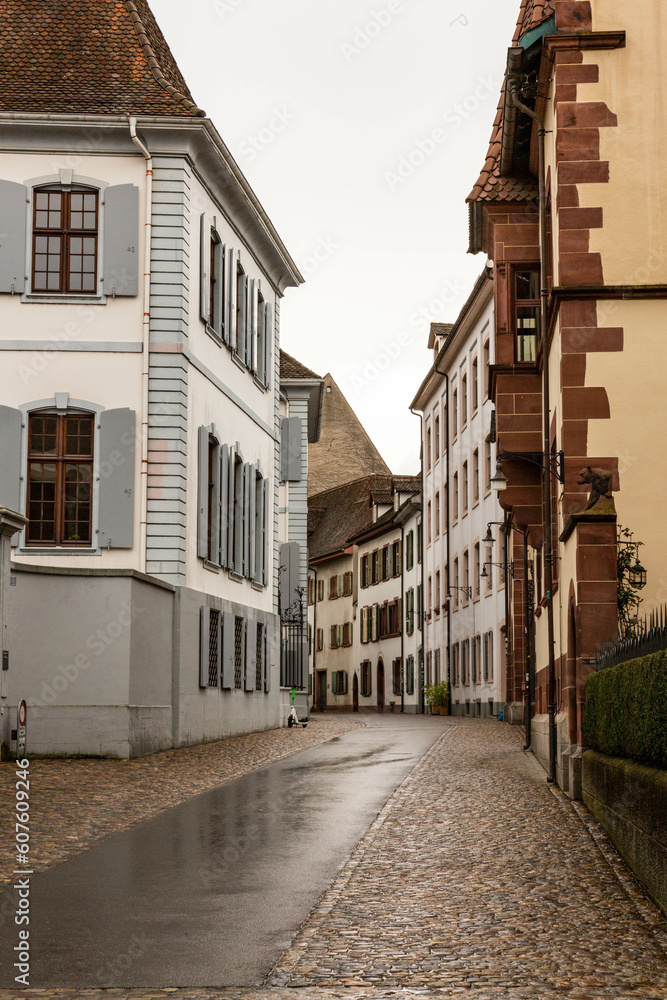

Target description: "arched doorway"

left=353, top=673, right=359, bottom=712
left=377, top=659, right=385, bottom=713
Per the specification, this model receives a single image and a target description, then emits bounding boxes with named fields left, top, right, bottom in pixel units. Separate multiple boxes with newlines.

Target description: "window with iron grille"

left=32, top=186, right=99, bottom=294
left=392, top=658, right=402, bottom=696
left=27, top=412, right=94, bottom=546
left=256, top=623, right=264, bottom=691
left=487, top=629, right=494, bottom=681
left=208, top=609, right=220, bottom=687
left=234, top=616, right=244, bottom=689
left=361, top=660, right=372, bottom=697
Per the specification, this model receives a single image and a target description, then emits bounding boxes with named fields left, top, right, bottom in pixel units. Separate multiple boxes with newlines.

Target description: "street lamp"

left=629, top=560, right=647, bottom=589
left=481, top=561, right=514, bottom=579
left=490, top=450, right=565, bottom=491
left=484, top=521, right=506, bottom=544
left=447, top=586, right=472, bottom=600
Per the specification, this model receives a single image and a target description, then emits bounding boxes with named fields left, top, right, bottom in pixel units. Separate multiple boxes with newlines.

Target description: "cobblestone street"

left=1, top=718, right=666, bottom=999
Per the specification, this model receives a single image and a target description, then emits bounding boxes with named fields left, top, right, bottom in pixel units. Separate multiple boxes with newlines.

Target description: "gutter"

left=128, top=116, right=152, bottom=576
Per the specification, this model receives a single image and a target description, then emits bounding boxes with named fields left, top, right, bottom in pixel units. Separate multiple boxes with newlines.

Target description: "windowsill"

left=484, top=486, right=491, bottom=498
left=253, top=375, right=268, bottom=393
left=204, top=324, right=224, bottom=347
left=231, top=352, right=247, bottom=372
left=472, top=498, right=480, bottom=509
left=22, top=293, right=107, bottom=306
left=17, top=546, right=99, bottom=556
left=228, top=571, right=244, bottom=584
left=203, top=560, right=220, bottom=573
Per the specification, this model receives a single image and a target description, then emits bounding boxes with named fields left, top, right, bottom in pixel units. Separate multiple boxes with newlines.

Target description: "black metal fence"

left=280, top=620, right=306, bottom=689
left=596, top=604, right=667, bottom=671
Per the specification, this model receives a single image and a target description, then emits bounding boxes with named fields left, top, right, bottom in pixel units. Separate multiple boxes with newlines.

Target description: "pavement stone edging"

left=268, top=723, right=460, bottom=987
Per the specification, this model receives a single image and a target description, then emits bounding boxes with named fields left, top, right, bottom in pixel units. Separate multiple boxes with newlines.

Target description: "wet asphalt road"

left=1, top=716, right=446, bottom=989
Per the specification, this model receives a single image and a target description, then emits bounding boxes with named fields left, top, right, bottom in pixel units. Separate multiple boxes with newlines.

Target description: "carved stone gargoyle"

left=577, top=466, right=616, bottom=514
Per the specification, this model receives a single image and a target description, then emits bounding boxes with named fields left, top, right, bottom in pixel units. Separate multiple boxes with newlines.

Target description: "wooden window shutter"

left=0, top=181, right=27, bottom=294
left=197, top=426, right=210, bottom=559
left=103, top=184, right=139, bottom=297
left=0, top=405, right=23, bottom=512
left=226, top=248, right=238, bottom=351
left=245, top=619, right=257, bottom=691
left=222, top=612, right=235, bottom=689
left=199, top=606, right=209, bottom=689
left=98, top=408, right=136, bottom=550
left=219, top=444, right=229, bottom=568
left=199, top=214, right=209, bottom=323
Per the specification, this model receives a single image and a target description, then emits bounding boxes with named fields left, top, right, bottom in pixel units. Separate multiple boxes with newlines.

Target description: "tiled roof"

left=308, top=475, right=421, bottom=561
left=467, top=0, right=554, bottom=204
left=280, top=350, right=321, bottom=381
left=307, top=374, right=392, bottom=497
left=309, top=476, right=392, bottom=562
left=0, top=0, right=205, bottom=117
left=427, top=322, right=454, bottom=350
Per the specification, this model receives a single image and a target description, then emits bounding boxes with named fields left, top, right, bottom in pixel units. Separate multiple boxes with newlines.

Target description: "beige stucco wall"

left=580, top=3, right=667, bottom=284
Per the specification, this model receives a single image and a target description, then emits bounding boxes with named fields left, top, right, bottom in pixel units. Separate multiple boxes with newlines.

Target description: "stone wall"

left=583, top=750, right=667, bottom=918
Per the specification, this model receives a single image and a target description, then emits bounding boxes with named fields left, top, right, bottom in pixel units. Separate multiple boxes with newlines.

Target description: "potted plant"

left=424, top=681, right=450, bottom=715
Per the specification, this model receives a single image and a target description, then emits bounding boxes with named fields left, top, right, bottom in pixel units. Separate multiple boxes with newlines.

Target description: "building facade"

left=467, top=0, right=667, bottom=792
left=412, top=275, right=508, bottom=717
left=308, top=476, right=422, bottom=713
left=0, top=0, right=302, bottom=757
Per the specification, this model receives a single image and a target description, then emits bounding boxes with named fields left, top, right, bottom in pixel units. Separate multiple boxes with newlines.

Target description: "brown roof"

left=307, top=373, right=392, bottom=497
left=427, top=322, right=454, bottom=350
left=280, top=350, right=321, bottom=381
left=467, top=0, right=554, bottom=204
left=0, top=0, right=205, bottom=117
left=309, top=476, right=391, bottom=562
left=308, top=475, right=419, bottom=562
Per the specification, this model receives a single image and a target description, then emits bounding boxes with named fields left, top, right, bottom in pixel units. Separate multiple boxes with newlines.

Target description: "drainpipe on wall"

left=128, top=117, right=152, bottom=576
left=504, top=514, right=512, bottom=723
left=410, top=406, right=426, bottom=714
left=510, top=86, right=557, bottom=785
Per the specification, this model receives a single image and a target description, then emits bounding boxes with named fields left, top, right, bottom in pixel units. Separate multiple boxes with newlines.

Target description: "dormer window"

left=32, top=186, right=98, bottom=294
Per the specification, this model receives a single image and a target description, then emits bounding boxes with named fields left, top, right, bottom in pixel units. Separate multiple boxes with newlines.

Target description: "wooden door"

left=377, top=659, right=385, bottom=713
left=316, top=670, right=327, bottom=712
left=353, top=672, right=359, bottom=712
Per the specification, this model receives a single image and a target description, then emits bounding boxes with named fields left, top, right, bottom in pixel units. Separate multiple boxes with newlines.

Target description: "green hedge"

left=583, top=650, right=667, bottom=769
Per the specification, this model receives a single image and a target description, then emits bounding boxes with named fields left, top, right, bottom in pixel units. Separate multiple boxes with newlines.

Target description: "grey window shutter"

left=226, top=249, right=237, bottom=352
left=103, top=185, right=139, bottom=297
left=98, top=408, right=136, bottom=549
left=249, top=464, right=257, bottom=583
left=199, top=606, right=209, bottom=689
left=237, top=273, right=247, bottom=362
left=197, top=425, right=209, bottom=559
left=228, top=449, right=237, bottom=570
left=219, top=444, right=229, bottom=569
left=0, top=405, right=22, bottom=512
left=261, top=478, right=268, bottom=586
left=222, top=612, right=235, bottom=689
left=234, top=455, right=243, bottom=574
left=0, top=181, right=27, bottom=295
left=214, top=242, right=225, bottom=338
left=199, top=214, right=209, bottom=324
left=245, top=619, right=257, bottom=692
left=280, top=541, right=301, bottom=613
left=264, top=302, right=273, bottom=389
left=242, top=463, right=251, bottom=578
left=281, top=417, right=303, bottom=483
left=248, top=278, right=258, bottom=371
left=256, top=302, right=266, bottom=384
left=263, top=625, right=271, bottom=693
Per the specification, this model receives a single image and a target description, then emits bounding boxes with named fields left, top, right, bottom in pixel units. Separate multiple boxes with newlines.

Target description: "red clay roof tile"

left=0, top=0, right=204, bottom=117
left=467, top=0, right=554, bottom=204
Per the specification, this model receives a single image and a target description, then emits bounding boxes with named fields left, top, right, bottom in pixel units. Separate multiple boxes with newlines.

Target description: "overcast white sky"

left=153, top=0, right=520, bottom=474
